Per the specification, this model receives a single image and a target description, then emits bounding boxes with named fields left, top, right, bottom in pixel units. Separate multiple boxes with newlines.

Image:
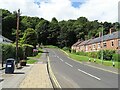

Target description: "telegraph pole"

left=16, top=9, right=20, bottom=68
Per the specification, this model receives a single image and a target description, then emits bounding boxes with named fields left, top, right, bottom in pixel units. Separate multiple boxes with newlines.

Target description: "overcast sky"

left=0, top=0, right=119, bottom=22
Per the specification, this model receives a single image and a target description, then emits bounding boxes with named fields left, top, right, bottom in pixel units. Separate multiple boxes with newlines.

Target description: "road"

left=45, top=48, right=119, bottom=89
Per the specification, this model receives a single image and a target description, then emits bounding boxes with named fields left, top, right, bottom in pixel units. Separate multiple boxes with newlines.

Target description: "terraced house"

left=72, top=28, right=120, bottom=53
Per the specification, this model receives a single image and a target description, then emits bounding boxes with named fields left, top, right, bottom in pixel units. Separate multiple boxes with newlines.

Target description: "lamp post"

left=100, top=25, right=104, bottom=64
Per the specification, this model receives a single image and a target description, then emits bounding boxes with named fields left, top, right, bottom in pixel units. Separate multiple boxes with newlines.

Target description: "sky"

left=0, top=0, right=119, bottom=22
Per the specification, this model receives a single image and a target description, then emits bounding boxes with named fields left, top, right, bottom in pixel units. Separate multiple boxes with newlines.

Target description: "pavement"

left=46, top=48, right=119, bottom=88
left=0, top=51, right=53, bottom=89
left=19, top=63, right=53, bottom=88
left=1, top=64, right=34, bottom=89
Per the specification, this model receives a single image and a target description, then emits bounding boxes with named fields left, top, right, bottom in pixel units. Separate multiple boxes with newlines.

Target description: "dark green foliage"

left=2, top=9, right=120, bottom=48
left=2, top=43, right=34, bottom=63
left=25, top=46, right=33, bottom=57
left=2, top=44, right=23, bottom=63
left=62, top=47, right=70, bottom=51
left=98, top=50, right=115, bottom=60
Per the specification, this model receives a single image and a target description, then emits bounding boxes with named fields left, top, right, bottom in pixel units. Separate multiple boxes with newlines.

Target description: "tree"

left=47, top=17, right=60, bottom=45
left=2, top=14, right=17, bottom=41
left=35, top=19, right=50, bottom=45
left=21, top=28, right=37, bottom=48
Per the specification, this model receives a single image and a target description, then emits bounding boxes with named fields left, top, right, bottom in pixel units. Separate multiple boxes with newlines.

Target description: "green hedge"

left=1, top=43, right=34, bottom=63
left=112, top=54, right=120, bottom=62
left=2, top=44, right=21, bottom=63
left=98, top=50, right=115, bottom=60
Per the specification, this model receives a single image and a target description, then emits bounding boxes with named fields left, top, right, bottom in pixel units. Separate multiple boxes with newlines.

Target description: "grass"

left=43, top=45, right=58, bottom=48
left=65, top=50, right=120, bottom=68
left=27, top=48, right=43, bottom=64
left=27, top=59, right=38, bottom=64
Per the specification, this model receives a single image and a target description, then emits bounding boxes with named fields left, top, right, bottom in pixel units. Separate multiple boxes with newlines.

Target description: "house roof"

left=73, top=31, right=120, bottom=46
left=87, top=31, right=120, bottom=45
left=103, top=31, right=120, bottom=41
left=0, top=35, right=13, bottom=43
left=78, top=39, right=92, bottom=46
left=72, top=40, right=82, bottom=47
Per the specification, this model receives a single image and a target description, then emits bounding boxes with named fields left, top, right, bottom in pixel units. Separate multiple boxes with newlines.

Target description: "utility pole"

left=101, top=25, right=103, bottom=64
left=16, top=9, right=20, bottom=68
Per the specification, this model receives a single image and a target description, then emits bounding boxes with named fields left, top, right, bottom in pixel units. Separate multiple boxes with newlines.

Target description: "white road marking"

left=65, top=62, right=73, bottom=67
left=60, top=58, right=64, bottom=62
left=84, top=64, right=118, bottom=74
left=57, top=56, right=59, bottom=58
left=78, top=69, right=101, bottom=80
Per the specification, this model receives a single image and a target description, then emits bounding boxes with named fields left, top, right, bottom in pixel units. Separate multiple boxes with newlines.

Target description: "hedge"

left=112, top=54, right=120, bottom=62
left=1, top=43, right=34, bottom=63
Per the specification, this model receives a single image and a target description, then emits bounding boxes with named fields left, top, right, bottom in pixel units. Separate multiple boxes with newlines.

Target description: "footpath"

left=19, top=51, right=53, bottom=88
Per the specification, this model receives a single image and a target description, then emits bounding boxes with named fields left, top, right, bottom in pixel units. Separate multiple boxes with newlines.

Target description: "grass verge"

left=43, top=45, right=58, bottom=48
left=27, top=48, right=43, bottom=64
left=27, top=59, right=38, bottom=64
left=64, top=50, right=120, bottom=68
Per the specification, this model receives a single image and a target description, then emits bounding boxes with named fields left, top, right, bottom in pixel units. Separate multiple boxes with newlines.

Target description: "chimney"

left=78, top=39, right=80, bottom=42
left=109, top=28, right=115, bottom=34
left=99, top=32, right=102, bottom=37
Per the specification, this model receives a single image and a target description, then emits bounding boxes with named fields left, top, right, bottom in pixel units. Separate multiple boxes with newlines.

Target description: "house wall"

left=72, top=38, right=120, bottom=53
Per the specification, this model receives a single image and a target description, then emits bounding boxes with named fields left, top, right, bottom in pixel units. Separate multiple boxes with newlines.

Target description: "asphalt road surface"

left=45, top=48, right=118, bottom=89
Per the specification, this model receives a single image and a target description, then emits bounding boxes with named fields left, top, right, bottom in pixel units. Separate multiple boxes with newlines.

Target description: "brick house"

left=71, top=40, right=82, bottom=51
left=72, top=29, right=120, bottom=53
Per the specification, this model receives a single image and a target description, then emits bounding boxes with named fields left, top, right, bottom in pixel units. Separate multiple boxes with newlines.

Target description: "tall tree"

left=35, top=19, right=50, bottom=45
left=21, top=28, right=37, bottom=48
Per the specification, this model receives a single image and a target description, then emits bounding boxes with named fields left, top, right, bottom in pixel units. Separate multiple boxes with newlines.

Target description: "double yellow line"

left=47, top=56, right=62, bottom=89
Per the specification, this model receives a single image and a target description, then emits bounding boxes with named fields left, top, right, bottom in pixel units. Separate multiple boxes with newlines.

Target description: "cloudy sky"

left=0, top=0, right=119, bottom=22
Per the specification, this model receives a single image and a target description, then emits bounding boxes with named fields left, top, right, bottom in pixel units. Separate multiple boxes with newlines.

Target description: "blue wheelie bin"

left=5, top=58, right=15, bottom=74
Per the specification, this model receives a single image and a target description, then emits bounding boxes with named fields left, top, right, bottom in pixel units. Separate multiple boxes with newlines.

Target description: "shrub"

left=2, top=44, right=16, bottom=63
left=21, top=44, right=34, bottom=58
left=98, top=50, right=116, bottom=60
left=87, top=52, right=98, bottom=58
left=112, top=54, right=120, bottom=62
left=62, top=47, right=70, bottom=51
left=76, top=51, right=86, bottom=56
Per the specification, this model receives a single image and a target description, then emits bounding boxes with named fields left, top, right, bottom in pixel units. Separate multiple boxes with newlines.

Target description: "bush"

left=98, top=50, right=116, bottom=60
left=112, top=54, right=120, bottom=62
left=2, top=44, right=16, bottom=63
left=21, top=44, right=34, bottom=58
left=87, top=52, right=98, bottom=58
left=76, top=51, right=86, bottom=56
left=62, top=47, right=70, bottom=51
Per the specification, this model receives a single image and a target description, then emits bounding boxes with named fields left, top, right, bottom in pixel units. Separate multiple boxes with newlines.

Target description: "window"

left=103, top=42, right=107, bottom=48
left=93, top=44, right=96, bottom=49
left=98, top=43, right=101, bottom=48
left=86, top=46, right=88, bottom=51
left=111, top=41, right=114, bottom=47
left=119, top=40, right=120, bottom=46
